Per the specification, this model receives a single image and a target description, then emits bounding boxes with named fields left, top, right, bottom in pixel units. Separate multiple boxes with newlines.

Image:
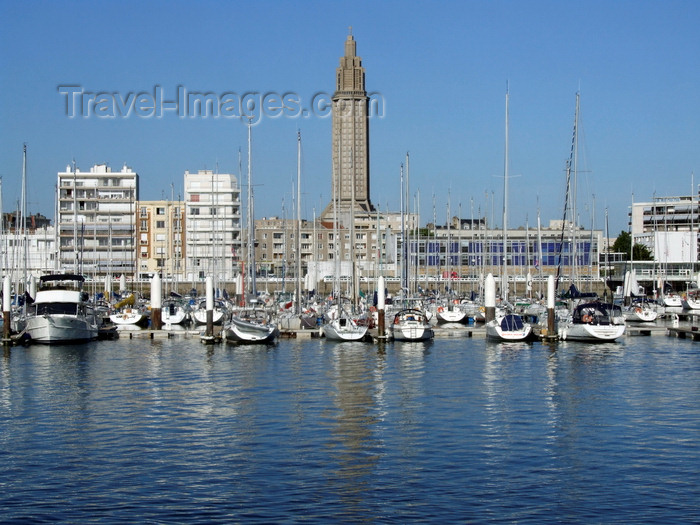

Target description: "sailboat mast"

left=72, top=159, right=78, bottom=274
left=350, top=146, right=356, bottom=309
left=238, top=147, right=243, bottom=289
left=400, top=163, right=407, bottom=292
left=571, top=92, right=580, bottom=286
left=247, top=117, right=256, bottom=299
left=405, top=152, right=410, bottom=296
left=447, top=192, right=451, bottom=292
left=21, top=144, right=28, bottom=294
left=296, top=130, right=302, bottom=316
left=0, top=178, right=4, bottom=275
left=537, top=207, right=544, bottom=296
left=333, top=134, right=340, bottom=300
left=502, top=88, right=509, bottom=302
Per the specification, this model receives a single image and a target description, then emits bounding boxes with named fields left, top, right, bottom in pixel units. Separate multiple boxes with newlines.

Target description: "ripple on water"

left=1, top=336, right=699, bottom=522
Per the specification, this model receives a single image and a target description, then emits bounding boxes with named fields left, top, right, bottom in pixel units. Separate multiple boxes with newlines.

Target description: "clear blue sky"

left=1, top=0, right=698, bottom=237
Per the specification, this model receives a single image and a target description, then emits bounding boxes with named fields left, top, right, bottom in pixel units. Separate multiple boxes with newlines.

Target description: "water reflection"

left=1, top=335, right=698, bottom=522
left=325, top=342, right=382, bottom=518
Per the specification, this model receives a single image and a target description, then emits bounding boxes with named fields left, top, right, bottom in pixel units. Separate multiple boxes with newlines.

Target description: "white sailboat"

left=321, top=126, right=368, bottom=343
left=622, top=301, right=658, bottom=322
left=559, top=301, right=626, bottom=342
left=109, top=293, right=150, bottom=327
left=435, top=302, right=467, bottom=324
left=486, top=86, right=532, bottom=342
left=224, top=305, right=279, bottom=344
left=621, top=270, right=658, bottom=322
left=391, top=307, right=434, bottom=342
left=486, top=311, right=533, bottom=342
left=191, top=298, right=228, bottom=325
left=161, top=294, right=191, bottom=325
left=322, top=313, right=368, bottom=341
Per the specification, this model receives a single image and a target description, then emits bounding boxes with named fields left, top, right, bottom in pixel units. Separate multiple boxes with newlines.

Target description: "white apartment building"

left=2, top=225, right=57, bottom=287
left=184, top=170, right=242, bottom=283
left=57, top=163, right=138, bottom=277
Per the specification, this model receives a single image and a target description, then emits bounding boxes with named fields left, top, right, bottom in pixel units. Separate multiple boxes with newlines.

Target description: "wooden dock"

left=667, top=326, right=700, bottom=340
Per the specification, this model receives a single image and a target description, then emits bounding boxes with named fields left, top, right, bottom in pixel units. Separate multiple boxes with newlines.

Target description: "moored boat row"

left=5, top=268, right=686, bottom=347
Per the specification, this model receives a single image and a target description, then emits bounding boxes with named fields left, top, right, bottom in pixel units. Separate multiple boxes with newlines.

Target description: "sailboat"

left=161, top=292, right=191, bottom=325
left=559, top=301, right=626, bottom=342
left=387, top=159, right=435, bottom=342
left=485, top=87, right=532, bottom=342
left=322, top=313, right=369, bottom=341
left=486, top=311, right=533, bottom=341
left=222, top=119, right=279, bottom=344
left=556, top=93, right=626, bottom=342
left=435, top=302, right=467, bottom=324
left=109, top=292, right=150, bottom=327
left=224, top=302, right=279, bottom=344
left=391, top=307, right=434, bottom=341
left=621, top=270, right=658, bottom=322
left=319, top=123, right=369, bottom=343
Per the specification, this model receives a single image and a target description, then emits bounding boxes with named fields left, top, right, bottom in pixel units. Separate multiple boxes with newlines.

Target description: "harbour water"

left=1, top=332, right=699, bottom=523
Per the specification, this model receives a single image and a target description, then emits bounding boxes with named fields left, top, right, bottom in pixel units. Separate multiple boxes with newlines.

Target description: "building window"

left=156, top=207, right=165, bottom=215
left=156, top=221, right=165, bottom=229
left=140, top=220, right=148, bottom=231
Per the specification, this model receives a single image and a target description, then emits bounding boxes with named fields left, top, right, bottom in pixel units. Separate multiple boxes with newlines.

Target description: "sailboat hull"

left=390, top=309, right=434, bottom=341
left=485, top=314, right=532, bottom=342
left=224, top=316, right=279, bottom=344
left=558, top=323, right=625, bottom=342
left=322, top=318, right=368, bottom=341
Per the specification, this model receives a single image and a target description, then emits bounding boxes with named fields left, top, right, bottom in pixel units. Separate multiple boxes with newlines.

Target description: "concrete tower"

left=324, top=30, right=374, bottom=220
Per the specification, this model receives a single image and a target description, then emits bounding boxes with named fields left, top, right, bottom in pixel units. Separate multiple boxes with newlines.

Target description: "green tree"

left=611, top=230, right=653, bottom=260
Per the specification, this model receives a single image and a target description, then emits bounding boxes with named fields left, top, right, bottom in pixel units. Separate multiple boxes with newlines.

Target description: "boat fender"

left=438, top=306, right=444, bottom=313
